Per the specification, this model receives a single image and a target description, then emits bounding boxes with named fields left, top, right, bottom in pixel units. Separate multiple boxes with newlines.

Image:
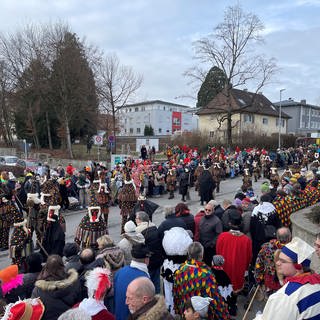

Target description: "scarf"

left=130, top=260, right=149, bottom=276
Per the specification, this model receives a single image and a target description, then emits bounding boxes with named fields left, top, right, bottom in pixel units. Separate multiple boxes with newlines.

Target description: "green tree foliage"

left=49, top=32, right=99, bottom=157
left=197, top=66, right=227, bottom=108
left=144, top=125, right=154, bottom=136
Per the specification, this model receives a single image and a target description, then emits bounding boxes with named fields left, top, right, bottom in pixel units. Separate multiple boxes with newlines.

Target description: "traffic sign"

left=94, top=135, right=103, bottom=145
left=108, top=135, right=115, bottom=143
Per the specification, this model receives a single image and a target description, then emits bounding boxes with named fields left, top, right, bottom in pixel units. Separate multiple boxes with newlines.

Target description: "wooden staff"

left=242, top=285, right=260, bottom=320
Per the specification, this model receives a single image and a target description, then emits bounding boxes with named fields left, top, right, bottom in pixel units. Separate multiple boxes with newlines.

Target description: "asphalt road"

left=0, top=174, right=268, bottom=319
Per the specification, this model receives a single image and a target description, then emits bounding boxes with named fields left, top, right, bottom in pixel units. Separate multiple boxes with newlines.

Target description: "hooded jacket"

left=32, top=269, right=81, bottom=320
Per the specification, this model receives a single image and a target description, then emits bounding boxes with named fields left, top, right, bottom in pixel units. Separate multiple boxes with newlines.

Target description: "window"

left=124, top=129, right=127, bottom=133
left=129, top=108, right=132, bottom=112
left=276, top=118, right=285, bottom=127
left=137, top=128, right=141, bottom=133
left=244, top=114, right=254, bottom=123
left=163, top=106, right=166, bottom=110
left=141, top=106, right=145, bottom=111
left=135, top=107, right=139, bottom=112
left=159, top=128, right=162, bottom=133
left=209, top=131, right=214, bottom=137
left=262, top=118, right=268, bottom=125
left=129, top=128, right=133, bottom=133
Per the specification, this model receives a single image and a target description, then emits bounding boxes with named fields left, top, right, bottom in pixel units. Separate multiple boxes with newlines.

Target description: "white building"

left=118, top=100, right=198, bottom=136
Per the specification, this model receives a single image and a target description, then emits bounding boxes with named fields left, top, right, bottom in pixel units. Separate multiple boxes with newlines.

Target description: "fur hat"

left=282, top=237, right=314, bottom=267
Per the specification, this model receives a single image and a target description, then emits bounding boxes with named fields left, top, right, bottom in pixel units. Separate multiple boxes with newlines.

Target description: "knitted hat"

left=124, top=220, right=136, bottom=233
left=282, top=237, right=314, bottom=267
left=260, top=182, right=270, bottom=193
left=212, top=255, right=225, bottom=266
left=2, top=298, right=44, bottom=320
left=191, top=296, right=212, bottom=317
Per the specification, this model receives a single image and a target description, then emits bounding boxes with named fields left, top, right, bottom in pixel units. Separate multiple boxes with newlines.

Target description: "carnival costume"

left=75, top=188, right=107, bottom=249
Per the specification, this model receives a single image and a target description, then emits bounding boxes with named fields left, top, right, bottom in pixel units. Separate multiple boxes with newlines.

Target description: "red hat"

left=3, top=298, right=45, bottom=320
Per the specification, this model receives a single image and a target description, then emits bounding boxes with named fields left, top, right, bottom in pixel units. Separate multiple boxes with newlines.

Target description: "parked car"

left=16, top=159, right=39, bottom=173
left=0, top=156, right=18, bottom=166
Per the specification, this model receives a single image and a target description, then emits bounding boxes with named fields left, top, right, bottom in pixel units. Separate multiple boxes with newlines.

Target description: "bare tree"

left=190, top=4, right=278, bottom=145
left=97, top=53, right=143, bottom=151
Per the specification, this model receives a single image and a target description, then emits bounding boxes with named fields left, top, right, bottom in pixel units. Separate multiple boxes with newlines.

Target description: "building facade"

left=197, top=88, right=290, bottom=140
left=274, top=99, right=320, bottom=135
left=118, top=100, right=198, bottom=136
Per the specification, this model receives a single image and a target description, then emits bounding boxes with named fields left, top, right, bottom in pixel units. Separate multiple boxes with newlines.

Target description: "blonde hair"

left=97, top=235, right=114, bottom=249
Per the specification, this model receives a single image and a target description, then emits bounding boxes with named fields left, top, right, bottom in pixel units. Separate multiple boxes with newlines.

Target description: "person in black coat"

left=41, top=208, right=65, bottom=261
left=32, top=254, right=81, bottom=320
left=4, top=252, right=43, bottom=303
left=63, top=242, right=82, bottom=272
left=157, top=206, right=187, bottom=241
left=179, top=168, right=190, bottom=202
left=135, top=211, right=164, bottom=294
left=198, top=166, right=216, bottom=205
left=175, top=202, right=195, bottom=235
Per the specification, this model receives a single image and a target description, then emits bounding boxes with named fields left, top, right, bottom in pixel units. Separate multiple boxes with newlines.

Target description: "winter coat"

left=4, top=272, right=39, bottom=303
left=64, top=255, right=82, bottom=273
left=128, top=295, right=174, bottom=320
left=32, top=269, right=81, bottom=320
left=157, top=215, right=187, bottom=241
left=199, top=214, right=222, bottom=249
left=178, top=172, right=189, bottom=195
left=180, top=214, right=195, bottom=235
left=118, top=232, right=145, bottom=265
left=136, top=222, right=164, bottom=270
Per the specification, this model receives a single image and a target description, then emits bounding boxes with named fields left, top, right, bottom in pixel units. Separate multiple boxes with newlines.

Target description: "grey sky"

left=1, top=0, right=320, bottom=106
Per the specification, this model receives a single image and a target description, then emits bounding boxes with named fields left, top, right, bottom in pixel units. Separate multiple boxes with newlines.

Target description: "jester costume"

left=118, top=174, right=137, bottom=234
left=173, top=258, right=230, bottom=319
left=74, top=188, right=107, bottom=249
left=9, top=200, right=33, bottom=270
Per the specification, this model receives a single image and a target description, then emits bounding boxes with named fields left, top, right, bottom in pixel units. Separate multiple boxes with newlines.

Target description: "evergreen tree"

left=49, top=32, right=99, bottom=157
left=196, top=66, right=227, bottom=108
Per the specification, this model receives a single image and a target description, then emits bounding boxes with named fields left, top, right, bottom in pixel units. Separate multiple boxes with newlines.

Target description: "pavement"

left=0, top=174, right=269, bottom=319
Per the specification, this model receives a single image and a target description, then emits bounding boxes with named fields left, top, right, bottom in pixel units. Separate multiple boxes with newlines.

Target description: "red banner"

left=172, top=111, right=181, bottom=132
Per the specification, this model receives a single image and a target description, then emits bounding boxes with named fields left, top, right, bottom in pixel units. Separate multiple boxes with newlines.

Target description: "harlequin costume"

left=254, top=239, right=286, bottom=293
left=117, top=171, right=137, bottom=234
left=9, top=199, right=33, bottom=270
left=75, top=188, right=107, bottom=249
left=173, top=258, right=230, bottom=319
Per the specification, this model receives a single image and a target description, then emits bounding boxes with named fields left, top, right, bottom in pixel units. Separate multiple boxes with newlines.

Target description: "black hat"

left=131, top=243, right=152, bottom=259
left=63, top=242, right=80, bottom=257
left=228, top=208, right=242, bottom=226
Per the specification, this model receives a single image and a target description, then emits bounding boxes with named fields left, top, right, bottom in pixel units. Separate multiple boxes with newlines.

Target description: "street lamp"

left=278, top=88, right=286, bottom=149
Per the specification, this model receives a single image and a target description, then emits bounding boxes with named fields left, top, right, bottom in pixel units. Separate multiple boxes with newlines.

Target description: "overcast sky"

left=1, top=0, right=320, bottom=107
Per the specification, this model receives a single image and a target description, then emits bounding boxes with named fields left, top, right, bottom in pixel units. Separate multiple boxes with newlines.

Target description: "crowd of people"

left=0, top=144, right=319, bottom=319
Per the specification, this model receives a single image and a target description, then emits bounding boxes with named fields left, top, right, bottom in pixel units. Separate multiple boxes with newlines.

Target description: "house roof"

left=197, top=88, right=291, bottom=119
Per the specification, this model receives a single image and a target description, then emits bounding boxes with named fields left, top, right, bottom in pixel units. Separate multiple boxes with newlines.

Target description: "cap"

left=131, top=243, right=151, bottom=259
left=191, top=296, right=212, bottom=317
left=281, top=237, right=315, bottom=266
